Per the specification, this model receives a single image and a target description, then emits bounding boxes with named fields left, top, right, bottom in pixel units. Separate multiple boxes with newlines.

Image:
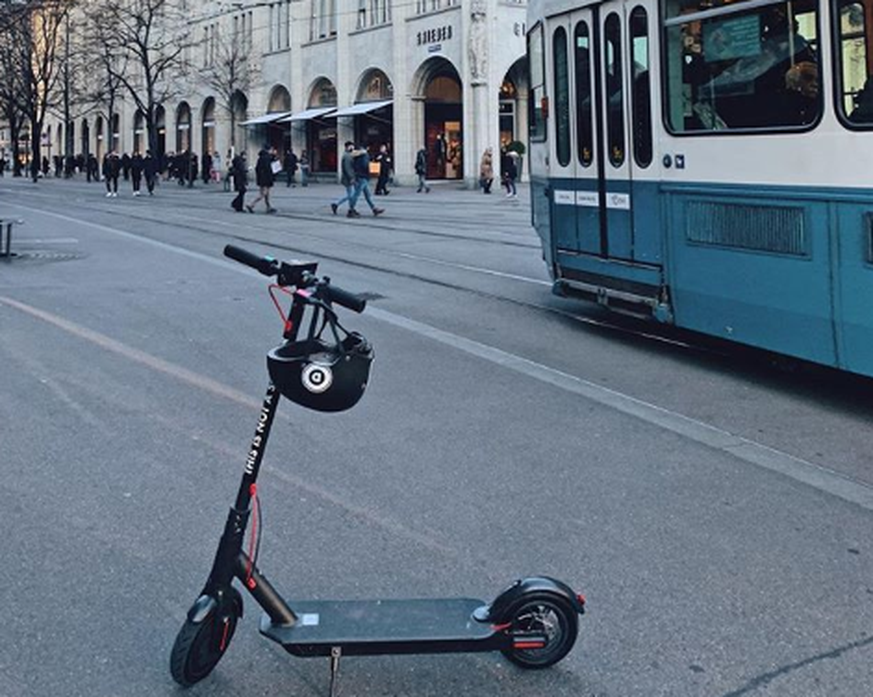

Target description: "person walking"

left=504, top=150, right=519, bottom=199
left=230, top=152, right=248, bottom=212
left=211, top=151, right=222, bottom=183
left=131, top=152, right=144, bottom=196
left=103, top=151, right=120, bottom=197
left=246, top=145, right=277, bottom=213
left=414, top=147, right=430, bottom=193
left=349, top=146, right=385, bottom=218
left=479, top=147, right=494, bottom=194
left=121, top=152, right=131, bottom=181
left=374, top=144, right=391, bottom=195
left=284, top=148, right=298, bottom=187
left=330, top=141, right=358, bottom=216
left=202, top=151, right=213, bottom=184
left=144, top=150, right=157, bottom=195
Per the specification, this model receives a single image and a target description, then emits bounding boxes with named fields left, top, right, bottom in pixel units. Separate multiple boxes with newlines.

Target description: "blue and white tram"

left=527, top=0, right=873, bottom=375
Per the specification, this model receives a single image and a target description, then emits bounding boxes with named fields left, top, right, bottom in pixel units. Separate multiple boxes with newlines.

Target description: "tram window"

left=631, top=7, right=653, bottom=167
left=836, top=0, right=873, bottom=125
left=663, top=0, right=821, bottom=132
left=575, top=22, right=594, bottom=167
left=528, top=24, right=547, bottom=141
left=605, top=13, right=625, bottom=166
left=554, top=27, right=572, bottom=166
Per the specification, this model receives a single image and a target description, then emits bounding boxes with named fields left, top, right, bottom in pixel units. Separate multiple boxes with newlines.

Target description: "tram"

left=527, top=0, right=873, bottom=376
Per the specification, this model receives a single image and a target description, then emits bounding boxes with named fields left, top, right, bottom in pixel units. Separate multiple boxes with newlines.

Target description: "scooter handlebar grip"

left=326, top=284, right=367, bottom=313
left=224, top=245, right=277, bottom=276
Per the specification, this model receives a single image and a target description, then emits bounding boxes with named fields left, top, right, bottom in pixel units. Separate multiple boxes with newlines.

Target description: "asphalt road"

left=1, top=174, right=871, bottom=697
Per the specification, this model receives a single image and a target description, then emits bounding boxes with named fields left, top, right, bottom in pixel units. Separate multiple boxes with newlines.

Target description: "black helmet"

left=268, top=330, right=373, bottom=413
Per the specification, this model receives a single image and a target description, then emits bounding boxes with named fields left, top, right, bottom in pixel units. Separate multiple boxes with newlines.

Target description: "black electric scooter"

left=170, top=245, right=586, bottom=695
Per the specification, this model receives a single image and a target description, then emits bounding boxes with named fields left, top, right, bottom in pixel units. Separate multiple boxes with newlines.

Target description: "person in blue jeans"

left=331, top=141, right=357, bottom=217
left=349, top=147, right=384, bottom=218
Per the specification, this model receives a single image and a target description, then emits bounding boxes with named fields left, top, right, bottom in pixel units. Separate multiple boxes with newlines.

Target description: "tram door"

left=550, top=4, right=650, bottom=263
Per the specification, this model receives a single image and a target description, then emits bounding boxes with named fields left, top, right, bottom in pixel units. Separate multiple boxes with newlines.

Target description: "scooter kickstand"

left=328, top=646, right=342, bottom=697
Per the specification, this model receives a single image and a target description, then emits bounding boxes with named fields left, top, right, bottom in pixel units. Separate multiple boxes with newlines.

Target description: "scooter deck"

left=260, top=597, right=506, bottom=657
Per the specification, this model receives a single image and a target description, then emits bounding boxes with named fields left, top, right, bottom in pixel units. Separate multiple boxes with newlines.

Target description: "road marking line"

left=4, top=202, right=872, bottom=512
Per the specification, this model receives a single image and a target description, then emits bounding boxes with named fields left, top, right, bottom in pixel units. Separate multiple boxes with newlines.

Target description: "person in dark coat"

left=230, top=152, right=248, bottom=212
left=121, top=152, right=131, bottom=180
left=374, top=144, right=391, bottom=196
left=87, top=153, right=98, bottom=182
left=131, top=152, right=144, bottom=196
left=202, top=151, right=212, bottom=184
left=246, top=145, right=277, bottom=213
left=189, top=152, right=198, bottom=188
left=283, top=148, right=298, bottom=187
left=144, top=150, right=157, bottom=195
left=102, top=151, right=121, bottom=197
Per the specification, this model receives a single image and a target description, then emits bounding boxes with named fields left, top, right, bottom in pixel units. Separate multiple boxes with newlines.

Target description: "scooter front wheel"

left=499, top=594, right=579, bottom=669
left=170, top=597, right=240, bottom=686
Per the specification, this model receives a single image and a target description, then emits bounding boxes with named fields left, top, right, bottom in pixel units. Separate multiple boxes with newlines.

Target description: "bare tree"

left=86, top=0, right=194, bottom=156
left=200, top=31, right=251, bottom=152
left=4, top=0, right=69, bottom=182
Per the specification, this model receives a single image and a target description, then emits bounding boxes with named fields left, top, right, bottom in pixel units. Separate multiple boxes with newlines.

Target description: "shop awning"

left=240, top=111, right=294, bottom=126
left=278, top=107, right=337, bottom=122
left=331, top=100, right=393, bottom=117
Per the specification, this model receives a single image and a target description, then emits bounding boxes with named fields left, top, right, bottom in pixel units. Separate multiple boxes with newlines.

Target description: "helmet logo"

left=301, top=363, right=333, bottom=393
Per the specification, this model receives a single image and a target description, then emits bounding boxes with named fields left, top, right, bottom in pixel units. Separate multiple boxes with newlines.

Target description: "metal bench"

left=0, top=218, right=23, bottom=258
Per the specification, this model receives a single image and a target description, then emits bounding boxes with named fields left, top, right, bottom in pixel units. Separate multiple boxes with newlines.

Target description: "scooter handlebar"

left=224, top=244, right=367, bottom=313
left=224, top=244, right=278, bottom=276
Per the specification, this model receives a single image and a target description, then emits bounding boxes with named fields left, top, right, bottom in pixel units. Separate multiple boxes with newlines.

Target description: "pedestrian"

left=349, top=146, right=384, bottom=218
left=230, top=152, right=248, bottom=212
left=414, top=147, right=430, bottom=193
left=87, top=153, right=98, bottom=182
left=246, top=145, right=277, bottom=213
left=103, top=151, right=120, bottom=197
left=202, top=151, right=213, bottom=184
left=121, top=152, right=131, bottom=180
left=330, top=141, right=357, bottom=216
left=212, top=151, right=222, bottom=183
left=131, top=151, right=144, bottom=196
left=189, top=152, right=198, bottom=188
left=299, top=152, right=309, bottom=187
left=0, top=154, right=6, bottom=177
left=505, top=150, right=519, bottom=198
left=223, top=149, right=233, bottom=191
left=144, top=150, right=157, bottom=195
left=479, top=147, right=494, bottom=194
left=41, top=155, right=49, bottom=178
left=374, top=144, right=391, bottom=195
left=283, top=148, right=298, bottom=187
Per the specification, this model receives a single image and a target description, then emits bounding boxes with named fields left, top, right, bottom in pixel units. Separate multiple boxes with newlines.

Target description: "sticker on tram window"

left=575, top=192, right=598, bottom=207
left=553, top=190, right=575, bottom=205
left=606, top=193, right=631, bottom=210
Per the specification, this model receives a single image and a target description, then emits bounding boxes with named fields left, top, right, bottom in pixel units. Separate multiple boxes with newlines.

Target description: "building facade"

left=46, top=0, right=530, bottom=186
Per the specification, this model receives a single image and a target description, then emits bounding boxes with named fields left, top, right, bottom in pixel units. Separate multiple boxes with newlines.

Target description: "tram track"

left=5, top=186, right=705, bottom=356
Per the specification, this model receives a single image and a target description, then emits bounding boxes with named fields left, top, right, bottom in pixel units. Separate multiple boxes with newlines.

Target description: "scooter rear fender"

left=473, top=576, right=585, bottom=623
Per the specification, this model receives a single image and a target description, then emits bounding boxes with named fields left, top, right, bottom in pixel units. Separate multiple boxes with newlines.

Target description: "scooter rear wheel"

left=500, top=594, right=579, bottom=669
left=170, top=602, right=239, bottom=686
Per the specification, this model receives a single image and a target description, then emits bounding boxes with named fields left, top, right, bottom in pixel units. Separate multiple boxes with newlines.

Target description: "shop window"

left=575, top=21, right=594, bottom=167
left=630, top=7, right=652, bottom=167
left=604, top=13, right=625, bottom=166
left=663, top=0, right=821, bottom=132
left=836, top=0, right=873, bottom=125
left=528, top=23, right=547, bottom=141
left=553, top=26, right=571, bottom=166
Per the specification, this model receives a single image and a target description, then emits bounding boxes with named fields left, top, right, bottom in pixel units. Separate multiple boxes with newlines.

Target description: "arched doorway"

left=230, top=90, right=248, bottom=155
left=352, top=68, right=394, bottom=154
left=201, top=97, right=216, bottom=161
left=155, top=105, right=166, bottom=158
left=176, top=102, right=191, bottom=152
left=133, top=111, right=145, bottom=154
left=95, top=116, right=104, bottom=161
left=414, top=58, right=463, bottom=180
left=266, top=85, right=291, bottom=154
left=500, top=57, right=528, bottom=149
left=80, top=119, right=90, bottom=157
left=306, top=78, right=337, bottom=173
left=110, top=114, right=120, bottom=152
